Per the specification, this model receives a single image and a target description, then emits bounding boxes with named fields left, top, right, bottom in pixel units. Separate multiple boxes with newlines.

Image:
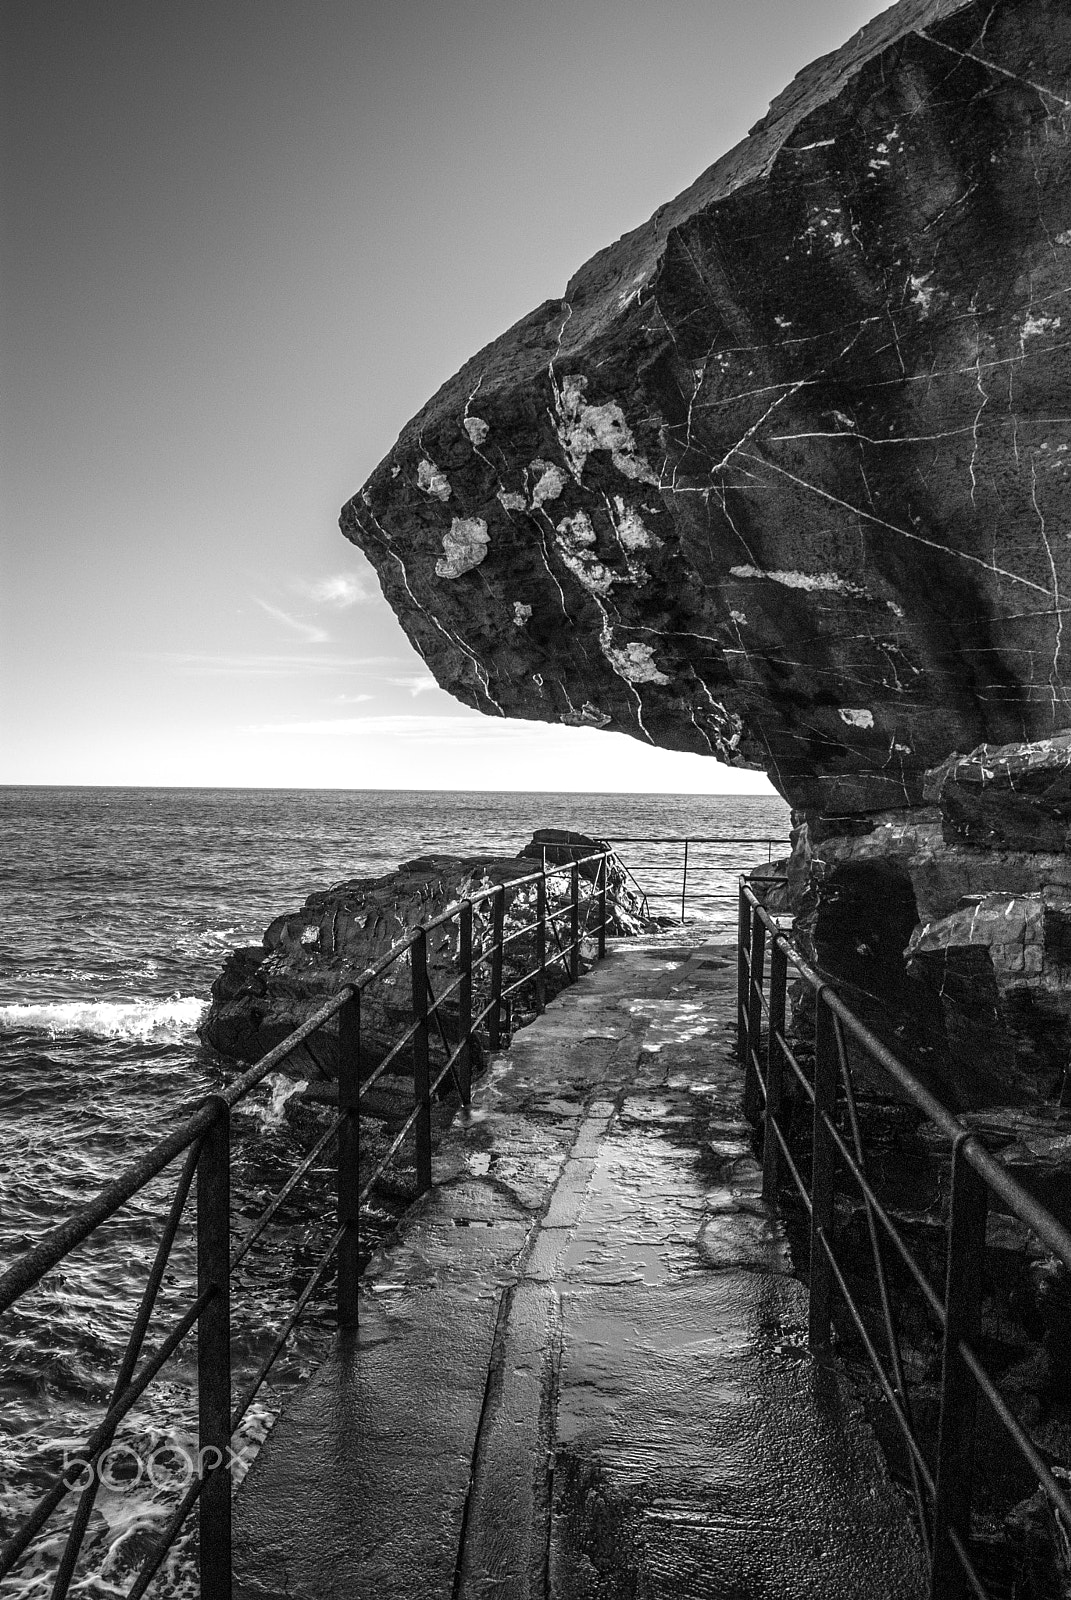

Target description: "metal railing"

left=0, top=849, right=616, bottom=1600
left=607, top=835, right=783, bottom=922
left=738, top=881, right=1071, bottom=1600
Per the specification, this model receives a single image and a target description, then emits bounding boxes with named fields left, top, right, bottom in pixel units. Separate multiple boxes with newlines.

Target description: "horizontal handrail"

left=738, top=879, right=1071, bottom=1599
left=0, top=844, right=623, bottom=1598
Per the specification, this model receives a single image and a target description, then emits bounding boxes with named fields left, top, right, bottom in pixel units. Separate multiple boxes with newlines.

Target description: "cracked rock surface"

left=342, top=0, right=1071, bottom=1109
left=344, top=0, right=1071, bottom=819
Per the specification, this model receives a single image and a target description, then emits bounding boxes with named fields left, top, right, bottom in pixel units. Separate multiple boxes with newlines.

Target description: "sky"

left=2, top=0, right=892, bottom=792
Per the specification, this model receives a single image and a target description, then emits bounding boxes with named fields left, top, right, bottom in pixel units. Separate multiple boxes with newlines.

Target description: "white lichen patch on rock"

left=1021, top=314, right=1061, bottom=339
left=555, top=511, right=614, bottom=595
left=908, top=273, right=936, bottom=314
left=729, top=565, right=869, bottom=598
left=839, top=708, right=875, bottom=728
left=435, top=517, right=489, bottom=579
left=601, top=636, right=670, bottom=685
left=611, top=496, right=660, bottom=552
left=463, top=416, right=490, bottom=445
left=497, top=488, right=527, bottom=512
left=417, top=458, right=452, bottom=501
left=553, top=373, right=658, bottom=486
left=513, top=602, right=532, bottom=626
left=530, top=460, right=567, bottom=508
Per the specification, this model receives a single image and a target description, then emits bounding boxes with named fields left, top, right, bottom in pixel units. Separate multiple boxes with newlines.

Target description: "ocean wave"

left=0, top=996, right=205, bottom=1042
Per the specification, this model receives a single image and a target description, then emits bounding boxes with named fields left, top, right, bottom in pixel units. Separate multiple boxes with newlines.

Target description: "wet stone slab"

left=234, top=938, right=924, bottom=1600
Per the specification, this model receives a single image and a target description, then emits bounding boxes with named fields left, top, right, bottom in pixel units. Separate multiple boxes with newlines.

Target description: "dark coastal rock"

left=199, top=834, right=644, bottom=1080
left=343, top=0, right=1071, bottom=825
left=339, top=0, right=1071, bottom=1119
left=927, top=735, right=1071, bottom=852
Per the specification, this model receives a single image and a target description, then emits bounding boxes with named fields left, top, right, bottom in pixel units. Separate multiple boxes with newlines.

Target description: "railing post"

left=337, top=989, right=361, bottom=1329
left=458, top=901, right=473, bottom=1104
left=535, top=872, right=547, bottom=1013
left=809, top=993, right=837, bottom=1359
left=597, top=855, right=607, bottom=960
left=197, top=1098, right=231, bottom=1600
left=762, top=940, right=787, bottom=1204
left=489, top=886, right=505, bottom=1050
left=930, top=1136, right=988, bottom=1600
left=569, top=863, right=580, bottom=982
left=411, top=931, right=433, bottom=1194
left=681, top=839, right=689, bottom=923
left=737, top=884, right=749, bottom=1063
left=744, top=909, right=767, bottom=1123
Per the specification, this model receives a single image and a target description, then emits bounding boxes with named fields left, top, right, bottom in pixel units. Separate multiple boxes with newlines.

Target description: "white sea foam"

left=253, top=1072, right=308, bottom=1129
left=0, top=996, right=205, bottom=1042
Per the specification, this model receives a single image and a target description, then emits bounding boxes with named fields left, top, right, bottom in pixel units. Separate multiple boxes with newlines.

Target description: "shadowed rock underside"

left=344, top=0, right=1070, bottom=820
left=342, top=0, right=1071, bottom=1104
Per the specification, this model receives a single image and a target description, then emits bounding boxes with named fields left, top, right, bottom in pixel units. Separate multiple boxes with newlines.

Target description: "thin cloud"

left=387, top=672, right=438, bottom=696
left=241, top=713, right=539, bottom=742
left=142, top=652, right=397, bottom=678
left=257, top=600, right=330, bottom=645
left=300, top=573, right=370, bottom=608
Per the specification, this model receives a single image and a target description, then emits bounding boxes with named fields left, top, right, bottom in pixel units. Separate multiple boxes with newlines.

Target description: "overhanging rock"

left=343, top=0, right=1071, bottom=820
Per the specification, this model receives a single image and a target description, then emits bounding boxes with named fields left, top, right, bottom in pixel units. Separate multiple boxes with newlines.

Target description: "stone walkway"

left=233, top=937, right=926, bottom=1600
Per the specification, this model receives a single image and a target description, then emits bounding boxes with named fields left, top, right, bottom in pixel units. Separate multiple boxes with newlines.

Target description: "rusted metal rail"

left=0, top=849, right=617, bottom=1600
left=738, top=880, right=1071, bottom=1600
left=606, top=834, right=783, bottom=921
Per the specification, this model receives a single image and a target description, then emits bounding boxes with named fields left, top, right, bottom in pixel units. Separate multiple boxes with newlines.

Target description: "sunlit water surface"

left=0, top=785, right=788, bottom=1596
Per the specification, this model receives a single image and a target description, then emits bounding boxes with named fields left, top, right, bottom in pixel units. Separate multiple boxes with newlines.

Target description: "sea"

left=0, top=785, right=789, bottom=1597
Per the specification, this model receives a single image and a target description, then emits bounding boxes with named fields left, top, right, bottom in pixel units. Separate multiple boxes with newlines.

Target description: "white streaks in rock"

left=1030, top=455, right=1064, bottom=725
left=513, top=602, right=532, bottom=627
left=729, top=565, right=869, bottom=598
left=552, top=373, right=658, bottom=486
left=417, top=459, right=452, bottom=502
left=554, top=511, right=614, bottom=595
left=435, top=517, right=489, bottom=579
left=463, top=416, right=490, bottom=445
left=356, top=509, right=504, bottom=716
left=919, top=32, right=1071, bottom=112
left=969, top=346, right=989, bottom=506
left=738, top=451, right=1052, bottom=597
left=838, top=708, right=875, bottom=729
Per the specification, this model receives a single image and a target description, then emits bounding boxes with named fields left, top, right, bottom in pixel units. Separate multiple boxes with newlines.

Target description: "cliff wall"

left=342, top=0, right=1071, bottom=1105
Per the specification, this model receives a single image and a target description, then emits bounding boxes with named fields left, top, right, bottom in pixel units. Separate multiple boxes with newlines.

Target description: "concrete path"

left=233, top=938, right=926, bottom=1600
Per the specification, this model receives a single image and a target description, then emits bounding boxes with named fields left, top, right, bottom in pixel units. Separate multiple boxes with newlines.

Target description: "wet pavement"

left=233, top=937, right=926, bottom=1599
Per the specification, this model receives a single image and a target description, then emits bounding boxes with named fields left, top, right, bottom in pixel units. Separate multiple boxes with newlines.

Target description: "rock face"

left=342, top=0, right=1071, bottom=1111
left=344, top=0, right=1071, bottom=819
left=200, top=834, right=644, bottom=1082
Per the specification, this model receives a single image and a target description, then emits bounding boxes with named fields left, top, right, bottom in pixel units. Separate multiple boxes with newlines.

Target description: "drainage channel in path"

left=233, top=936, right=926, bottom=1600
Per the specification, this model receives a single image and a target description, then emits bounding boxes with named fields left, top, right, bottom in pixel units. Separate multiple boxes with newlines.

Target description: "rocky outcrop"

left=200, top=834, right=644, bottom=1082
left=344, top=0, right=1071, bottom=823
left=340, top=0, right=1071, bottom=1117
